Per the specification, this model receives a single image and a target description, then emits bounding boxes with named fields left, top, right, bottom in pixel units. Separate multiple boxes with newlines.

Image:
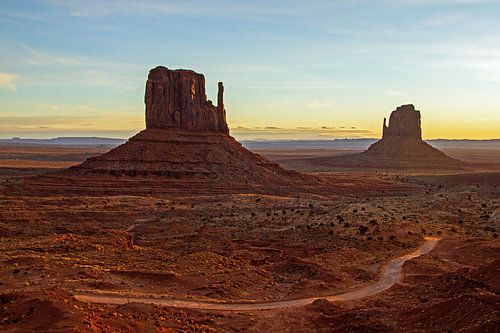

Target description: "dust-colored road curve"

left=74, top=237, right=440, bottom=311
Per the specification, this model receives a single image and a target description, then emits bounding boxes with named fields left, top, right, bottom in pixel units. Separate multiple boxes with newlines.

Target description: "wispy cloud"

left=45, top=0, right=336, bottom=19
left=0, top=72, right=18, bottom=91
left=304, top=99, right=335, bottom=109
left=385, top=90, right=406, bottom=97
left=418, top=42, right=500, bottom=83
left=44, top=0, right=499, bottom=19
left=20, top=44, right=80, bottom=66
left=422, top=13, right=466, bottom=27
left=0, top=43, right=146, bottom=92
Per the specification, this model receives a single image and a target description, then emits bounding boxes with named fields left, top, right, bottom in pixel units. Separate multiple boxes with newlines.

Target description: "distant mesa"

left=55, top=66, right=312, bottom=190
left=304, top=104, right=464, bottom=170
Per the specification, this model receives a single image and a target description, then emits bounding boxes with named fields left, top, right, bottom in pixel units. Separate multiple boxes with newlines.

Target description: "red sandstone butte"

left=304, top=104, right=464, bottom=170
left=54, top=66, right=313, bottom=189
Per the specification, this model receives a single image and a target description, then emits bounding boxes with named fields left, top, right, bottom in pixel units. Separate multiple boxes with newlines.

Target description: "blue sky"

left=1, top=0, right=499, bottom=139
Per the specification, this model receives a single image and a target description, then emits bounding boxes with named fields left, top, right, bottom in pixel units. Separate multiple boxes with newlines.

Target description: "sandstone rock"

left=300, top=104, right=464, bottom=170
left=382, top=104, right=422, bottom=139
left=145, top=66, right=229, bottom=134
left=52, top=66, right=315, bottom=193
left=366, top=104, right=450, bottom=160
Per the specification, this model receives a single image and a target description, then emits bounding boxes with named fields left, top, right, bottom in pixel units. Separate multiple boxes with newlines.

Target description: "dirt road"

left=74, top=237, right=440, bottom=311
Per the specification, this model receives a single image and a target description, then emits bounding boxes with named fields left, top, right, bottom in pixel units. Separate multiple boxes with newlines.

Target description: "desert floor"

left=0, top=145, right=498, bottom=332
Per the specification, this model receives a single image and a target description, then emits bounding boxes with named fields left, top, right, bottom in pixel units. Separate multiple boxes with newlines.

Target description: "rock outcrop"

left=46, top=66, right=316, bottom=194
left=382, top=104, right=421, bottom=139
left=299, top=104, right=464, bottom=170
left=145, top=67, right=228, bottom=133
left=364, top=104, right=460, bottom=163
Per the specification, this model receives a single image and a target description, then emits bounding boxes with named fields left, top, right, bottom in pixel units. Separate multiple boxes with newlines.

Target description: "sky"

left=0, top=0, right=499, bottom=140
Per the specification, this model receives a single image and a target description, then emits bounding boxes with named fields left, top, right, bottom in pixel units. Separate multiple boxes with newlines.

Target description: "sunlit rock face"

left=145, top=66, right=229, bottom=134
left=382, top=104, right=422, bottom=139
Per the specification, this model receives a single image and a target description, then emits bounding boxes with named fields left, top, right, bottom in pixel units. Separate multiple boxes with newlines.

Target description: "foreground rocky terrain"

left=0, top=165, right=498, bottom=332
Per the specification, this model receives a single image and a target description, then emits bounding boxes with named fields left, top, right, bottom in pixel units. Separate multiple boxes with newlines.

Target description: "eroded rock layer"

left=69, top=128, right=296, bottom=182
left=28, top=66, right=317, bottom=194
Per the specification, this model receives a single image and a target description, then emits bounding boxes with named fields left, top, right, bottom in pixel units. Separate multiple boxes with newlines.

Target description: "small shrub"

left=358, top=225, right=368, bottom=235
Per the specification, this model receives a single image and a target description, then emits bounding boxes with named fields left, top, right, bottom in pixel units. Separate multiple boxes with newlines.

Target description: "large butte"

left=60, top=66, right=312, bottom=188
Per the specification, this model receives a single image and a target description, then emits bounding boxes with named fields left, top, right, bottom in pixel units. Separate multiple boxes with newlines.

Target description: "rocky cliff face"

left=382, top=104, right=422, bottom=139
left=145, top=66, right=229, bottom=134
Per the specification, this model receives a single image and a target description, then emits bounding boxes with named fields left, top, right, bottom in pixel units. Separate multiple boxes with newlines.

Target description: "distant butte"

left=303, top=104, right=464, bottom=170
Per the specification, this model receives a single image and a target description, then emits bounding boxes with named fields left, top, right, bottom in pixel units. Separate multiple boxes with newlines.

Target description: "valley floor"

left=0, top=145, right=498, bottom=332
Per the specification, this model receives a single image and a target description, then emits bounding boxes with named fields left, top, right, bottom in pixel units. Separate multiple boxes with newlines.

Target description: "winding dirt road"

left=74, top=237, right=440, bottom=311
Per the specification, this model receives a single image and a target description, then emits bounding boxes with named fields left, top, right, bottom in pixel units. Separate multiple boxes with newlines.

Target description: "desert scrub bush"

left=358, top=225, right=368, bottom=235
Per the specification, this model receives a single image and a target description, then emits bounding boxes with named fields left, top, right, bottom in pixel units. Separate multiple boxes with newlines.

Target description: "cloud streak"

left=0, top=72, right=19, bottom=91
left=20, top=44, right=80, bottom=66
